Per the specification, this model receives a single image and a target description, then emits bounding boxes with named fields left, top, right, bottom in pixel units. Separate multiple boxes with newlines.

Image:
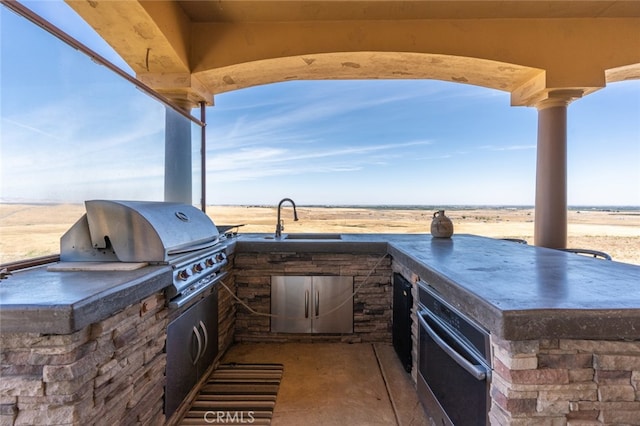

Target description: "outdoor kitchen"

left=1, top=199, right=640, bottom=425
left=2, top=1, right=640, bottom=425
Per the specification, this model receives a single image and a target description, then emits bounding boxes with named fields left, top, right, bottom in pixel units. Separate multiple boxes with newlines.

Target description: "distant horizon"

left=1, top=200, right=639, bottom=211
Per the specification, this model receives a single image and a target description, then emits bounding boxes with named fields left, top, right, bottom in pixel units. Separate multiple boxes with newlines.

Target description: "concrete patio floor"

left=219, top=342, right=430, bottom=426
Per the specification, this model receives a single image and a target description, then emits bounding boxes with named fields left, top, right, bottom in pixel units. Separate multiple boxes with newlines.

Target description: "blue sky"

left=1, top=1, right=639, bottom=206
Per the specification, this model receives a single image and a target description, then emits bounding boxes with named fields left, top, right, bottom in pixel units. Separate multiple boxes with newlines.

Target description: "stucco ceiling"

left=177, top=1, right=640, bottom=22
left=65, top=0, right=640, bottom=108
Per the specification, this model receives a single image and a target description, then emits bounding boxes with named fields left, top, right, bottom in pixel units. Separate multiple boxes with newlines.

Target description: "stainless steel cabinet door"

left=312, top=276, right=353, bottom=333
left=271, top=276, right=312, bottom=333
left=165, top=290, right=218, bottom=417
left=197, top=289, right=218, bottom=376
left=271, top=276, right=353, bottom=333
left=166, top=304, right=199, bottom=417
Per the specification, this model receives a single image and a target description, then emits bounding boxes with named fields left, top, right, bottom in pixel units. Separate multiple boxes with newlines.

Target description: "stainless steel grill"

left=59, top=200, right=229, bottom=307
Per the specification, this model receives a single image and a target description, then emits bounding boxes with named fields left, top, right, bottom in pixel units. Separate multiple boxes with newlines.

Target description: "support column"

left=164, top=107, right=192, bottom=204
left=534, top=96, right=572, bottom=248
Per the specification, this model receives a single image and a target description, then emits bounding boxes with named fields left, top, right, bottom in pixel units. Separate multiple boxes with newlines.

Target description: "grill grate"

left=180, top=364, right=284, bottom=425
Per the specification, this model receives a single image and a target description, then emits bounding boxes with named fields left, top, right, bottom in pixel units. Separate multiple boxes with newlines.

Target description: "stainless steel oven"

left=417, top=282, right=491, bottom=426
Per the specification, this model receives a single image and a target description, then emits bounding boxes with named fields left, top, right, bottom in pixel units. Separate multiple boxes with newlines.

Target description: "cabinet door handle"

left=199, top=320, right=208, bottom=358
left=304, top=290, right=309, bottom=318
left=191, top=325, right=203, bottom=366
left=315, top=290, right=320, bottom=317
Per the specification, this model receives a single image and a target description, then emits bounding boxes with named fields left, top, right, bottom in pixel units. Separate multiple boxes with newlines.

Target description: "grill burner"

left=59, top=200, right=229, bottom=307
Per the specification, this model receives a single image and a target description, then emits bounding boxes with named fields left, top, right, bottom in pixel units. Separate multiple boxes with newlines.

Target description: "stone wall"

left=490, top=336, right=640, bottom=425
left=217, top=261, right=237, bottom=353
left=0, top=293, right=167, bottom=426
left=233, top=251, right=392, bottom=343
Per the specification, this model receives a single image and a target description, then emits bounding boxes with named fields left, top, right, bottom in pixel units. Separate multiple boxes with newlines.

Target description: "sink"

left=262, top=233, right=342, bottom=240
left=285, top=233, right=342, bottom=240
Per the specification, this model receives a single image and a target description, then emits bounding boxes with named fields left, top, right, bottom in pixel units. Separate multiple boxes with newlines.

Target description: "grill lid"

left=61, top=200, right=219, bottom=263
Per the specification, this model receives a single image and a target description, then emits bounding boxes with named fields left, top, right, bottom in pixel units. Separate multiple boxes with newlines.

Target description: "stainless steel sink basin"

left=285, top=233, right=342, bottom=240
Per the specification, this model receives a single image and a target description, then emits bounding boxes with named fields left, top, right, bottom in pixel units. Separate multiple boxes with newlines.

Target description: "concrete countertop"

left=0, top=264, right=171, bottom=334
left=236, top=233, right=640, bottom=341
left=2, top=233, right=639, bottom=340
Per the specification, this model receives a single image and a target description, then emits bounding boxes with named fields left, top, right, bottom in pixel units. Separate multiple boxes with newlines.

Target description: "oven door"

left=417, top=309, right=491, bottom=426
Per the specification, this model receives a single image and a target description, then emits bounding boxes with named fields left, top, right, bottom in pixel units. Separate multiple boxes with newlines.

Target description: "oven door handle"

left=419, top=313, right=488, bottom=381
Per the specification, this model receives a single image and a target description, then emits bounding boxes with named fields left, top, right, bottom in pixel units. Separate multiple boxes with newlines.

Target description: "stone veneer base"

left=490, top=337, right=640, bottom=425
left=0, top=293, right=168, bottom=426
left=232, top=251, right=393, bottom=343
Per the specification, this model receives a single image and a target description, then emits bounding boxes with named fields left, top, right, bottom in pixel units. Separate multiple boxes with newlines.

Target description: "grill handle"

left=168, top=271, right=227, bottom=309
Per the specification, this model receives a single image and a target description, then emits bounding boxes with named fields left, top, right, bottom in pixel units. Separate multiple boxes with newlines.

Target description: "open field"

left=1, top=204, right=639, bottom=265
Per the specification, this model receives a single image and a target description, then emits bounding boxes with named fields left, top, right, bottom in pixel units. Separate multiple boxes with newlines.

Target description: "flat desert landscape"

left=1, top=203, right=639, bottom=265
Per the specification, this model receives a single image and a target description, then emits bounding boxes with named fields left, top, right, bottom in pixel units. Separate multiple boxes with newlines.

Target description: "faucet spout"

left=275, top=198, right=298, bottom=238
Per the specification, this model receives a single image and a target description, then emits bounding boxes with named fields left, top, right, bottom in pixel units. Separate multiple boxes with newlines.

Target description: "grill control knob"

left=177, top=269, right=191, bottom=281
left=205, top=258, right=215, bottom=267
left=216, top=253, right=226, bottom=262
left=192, top=263, right=204, bottom=274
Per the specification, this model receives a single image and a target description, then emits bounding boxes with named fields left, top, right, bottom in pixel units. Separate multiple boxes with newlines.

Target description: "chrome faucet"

left=275, top=198, right=298, bottom=239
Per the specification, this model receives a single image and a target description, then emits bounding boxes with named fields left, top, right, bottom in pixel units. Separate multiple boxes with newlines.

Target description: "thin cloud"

left=210, top=81, right=450, bottom=150
left=480, top=144, right=536, bottom=151
left=416, top=154, right=454, bottom=160
left=208, top=139, right=432, bottom=183
left=212, top=140, right=432, bottom=168
left=2, top=117, right=66, bottom=141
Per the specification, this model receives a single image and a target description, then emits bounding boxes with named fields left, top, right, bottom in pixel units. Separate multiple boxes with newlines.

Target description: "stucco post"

left=164, top=107, right=192, bottom=204
left=533, top=92, right=581, bottom=249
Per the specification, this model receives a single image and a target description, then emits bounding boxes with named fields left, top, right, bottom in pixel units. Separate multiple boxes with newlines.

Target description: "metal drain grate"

left=180, top=364, right=284, bottom=425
